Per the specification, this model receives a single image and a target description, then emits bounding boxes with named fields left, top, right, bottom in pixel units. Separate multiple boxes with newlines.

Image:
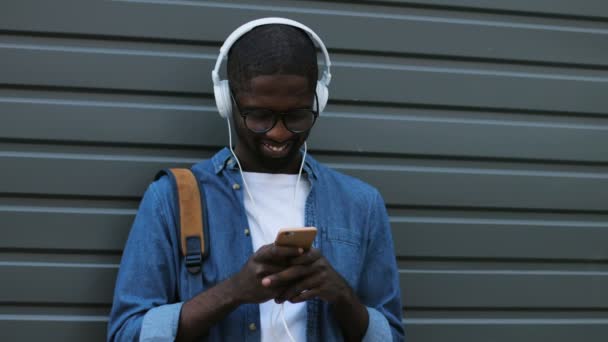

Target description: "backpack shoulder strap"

left=155, top=168, right=209, bottom=274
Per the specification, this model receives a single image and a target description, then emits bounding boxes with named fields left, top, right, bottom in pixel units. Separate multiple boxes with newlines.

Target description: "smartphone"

left=275, top=227, right=317, bottom=250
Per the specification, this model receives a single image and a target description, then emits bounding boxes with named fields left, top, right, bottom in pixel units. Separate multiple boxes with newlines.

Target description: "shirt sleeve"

left=359, top=190, right=405, bottom=342
left=107, top=179, right=183, bottom=341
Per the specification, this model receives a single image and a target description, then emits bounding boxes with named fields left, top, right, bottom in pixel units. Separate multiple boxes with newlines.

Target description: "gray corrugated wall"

left=1, top=0, right=607, bottom=341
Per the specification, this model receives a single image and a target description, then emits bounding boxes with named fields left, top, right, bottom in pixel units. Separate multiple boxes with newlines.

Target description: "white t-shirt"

left=242, top=171, right=311, bottom=342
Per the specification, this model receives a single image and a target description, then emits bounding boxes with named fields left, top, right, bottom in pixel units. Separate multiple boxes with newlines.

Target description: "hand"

left=229, top=243, right=303, bottom=304
left=261, top=248, right=353, bottom=305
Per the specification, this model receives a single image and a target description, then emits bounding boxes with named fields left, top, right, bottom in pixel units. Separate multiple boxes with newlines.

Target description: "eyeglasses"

left=231, top=92, right=319, bottom=134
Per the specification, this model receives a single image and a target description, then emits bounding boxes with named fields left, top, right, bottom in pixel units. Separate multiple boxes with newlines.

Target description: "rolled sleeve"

left=362, top=306, right=392, bottom=342
left=140, top=302, right=184, bottom=342
left=358, top=190, right=405, bottom=341
left=107, top=179, right=182, bottom=341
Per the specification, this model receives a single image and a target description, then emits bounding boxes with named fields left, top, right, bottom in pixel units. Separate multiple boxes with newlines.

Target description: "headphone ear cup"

left=315, top=81, right=329, bottom=114
left=214, top=80, right=232, bottom=119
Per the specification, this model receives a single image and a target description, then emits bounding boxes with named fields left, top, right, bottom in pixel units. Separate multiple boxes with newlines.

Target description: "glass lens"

left=244, top=110, right=276, bottom=133
left=284, top=109, right=316, bottom=133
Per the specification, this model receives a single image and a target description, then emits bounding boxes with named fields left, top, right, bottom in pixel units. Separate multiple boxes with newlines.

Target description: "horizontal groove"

left=405, top=315, right=608, bottom=324
left=340, top=1, right=608, bottom=23
left=5, top=84, right=605, bottom=122
left=5, top=37, right=608, bottom=81
left=2, top=84, right=607, bottom=126
left=119, top=0, right=608, bottom=34
left=0, top=192, right=140, bottom=203
left=0, top=29, right=216, bottom=48
left=335, top=60, right=608, bottom=82
left=400, top=269, right=608, bottom=276
left=0, top=42, right=215, bottom=59
left=8, top=93, right=606, bottom=131
left=318, top=149, right=608, bottom=167
left=407, top=307, right=608, bottom=312
left=323, top=113, right=608, bottom=131
left=0, top=137, right=219, bottom=155
left=3, top=147, right=608, bottom=178
left=399, top=256, right=608, bottom=265
left=0, top=95, right=211, bottom=111
left=332, top=99, right=608, bottom=120
left=4, top=28, right=608, bottom=72
left=0, top=84, right=207, bottom=99
left=0, top=261, right=117, bottom=269
left=390, top=216, right=608, bottom=227
left=333, top=47, right=608, bottom=72
left=385, top=204, right=608, bottom=216
left=3, top=137, right=608, bottom=173
left=0, top=302, right=111, bottom=310
left=4, top=136, right=608, bottom=169
left=327, top=160, right=608, bottom=178
left=0, top=248, right=121, bottom=257
left=0, top=314, right=107, bottom=322
left=0, top=204, right=135, bottom=215
left=0, top=150, right=201, bottom=164
left=404, top=318, right=608, bottom=324
left=5, top=94, right=607, bottom=132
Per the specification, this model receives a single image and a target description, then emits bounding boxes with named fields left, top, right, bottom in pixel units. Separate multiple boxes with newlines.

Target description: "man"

left=108, top=19, right=404, bottom=342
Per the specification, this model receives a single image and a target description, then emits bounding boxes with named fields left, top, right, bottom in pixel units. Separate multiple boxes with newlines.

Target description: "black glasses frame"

left=231, top=91, right=319, bottom=134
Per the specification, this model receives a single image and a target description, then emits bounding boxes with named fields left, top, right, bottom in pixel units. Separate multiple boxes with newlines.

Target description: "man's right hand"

left=177, top=243, right=303, bottom=341
left=229, top=243, right=303, bottom=304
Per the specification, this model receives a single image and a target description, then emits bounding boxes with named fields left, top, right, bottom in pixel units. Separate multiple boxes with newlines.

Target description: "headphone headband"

left=211, top=17, right=332, bottom=88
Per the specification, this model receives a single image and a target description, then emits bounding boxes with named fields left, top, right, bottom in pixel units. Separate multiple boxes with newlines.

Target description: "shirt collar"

left=212, top=147, right=319, bottom=180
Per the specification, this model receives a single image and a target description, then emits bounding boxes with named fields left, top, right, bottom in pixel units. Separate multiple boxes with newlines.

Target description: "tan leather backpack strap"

left=155, top=168, right=207, bottom=274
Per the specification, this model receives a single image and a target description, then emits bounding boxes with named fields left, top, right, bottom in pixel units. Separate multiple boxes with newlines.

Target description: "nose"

left=265, top=117, right=293, bottom=142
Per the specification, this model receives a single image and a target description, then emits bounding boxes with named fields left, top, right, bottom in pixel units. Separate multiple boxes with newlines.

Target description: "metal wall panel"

left=1, top=0, right=606, bottom=341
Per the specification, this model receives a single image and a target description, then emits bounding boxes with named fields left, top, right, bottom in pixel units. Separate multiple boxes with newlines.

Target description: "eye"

left=284, top=109, right=316, bottom=132
left=242, top=109, right=276, bottom=133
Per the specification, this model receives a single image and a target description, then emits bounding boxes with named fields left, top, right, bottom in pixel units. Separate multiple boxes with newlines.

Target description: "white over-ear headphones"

left=211, top=17, right=332, bottom=119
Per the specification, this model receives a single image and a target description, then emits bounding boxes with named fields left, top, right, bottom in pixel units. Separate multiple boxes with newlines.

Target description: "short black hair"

left=227, top=24, right=318, bottom=95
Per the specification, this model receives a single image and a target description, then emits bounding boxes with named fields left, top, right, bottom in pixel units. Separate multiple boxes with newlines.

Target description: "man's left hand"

left=263, top=248, right=370, bottom=341
left=261, top=248, right=353, bottom=305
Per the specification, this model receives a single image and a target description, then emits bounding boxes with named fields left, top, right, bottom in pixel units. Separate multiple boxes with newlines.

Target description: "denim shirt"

left=108, top=148, right=404, bottom=341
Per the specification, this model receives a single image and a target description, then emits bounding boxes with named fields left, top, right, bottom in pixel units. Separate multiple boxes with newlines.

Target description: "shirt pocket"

left=324, top=227, right=363, bottom=286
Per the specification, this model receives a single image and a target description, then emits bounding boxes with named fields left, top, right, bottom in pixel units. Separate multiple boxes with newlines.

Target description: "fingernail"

left=298, top=248, right=304, bottom=254
left=262, top=278, right=271, bottom=287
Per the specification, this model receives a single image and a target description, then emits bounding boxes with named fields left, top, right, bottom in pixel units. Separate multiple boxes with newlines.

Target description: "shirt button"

left=232, top=183, right=241, bottom=190
left=244, top=228, right=250, bottom=236
left=249, top=323, right=257, bottom=331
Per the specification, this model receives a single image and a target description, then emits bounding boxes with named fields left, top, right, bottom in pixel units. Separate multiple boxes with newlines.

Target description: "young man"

left=108, top=19, right=404, bottom=342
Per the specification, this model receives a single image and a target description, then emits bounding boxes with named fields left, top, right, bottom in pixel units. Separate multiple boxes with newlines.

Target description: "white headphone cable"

left=225, top=117, right=301, bottom=342
left=271, top=141, right=308, bottom=342
left=225, top=118, right=275, bottom=244
left=277, top=140, right=307, bottom=342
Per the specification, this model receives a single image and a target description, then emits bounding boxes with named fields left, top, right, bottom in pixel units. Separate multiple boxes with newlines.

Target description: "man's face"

left=232, top=74, right=315, bottom=173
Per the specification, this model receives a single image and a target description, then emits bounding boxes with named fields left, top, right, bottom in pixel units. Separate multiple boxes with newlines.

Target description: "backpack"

left=155, top=168, right=209, bottom=275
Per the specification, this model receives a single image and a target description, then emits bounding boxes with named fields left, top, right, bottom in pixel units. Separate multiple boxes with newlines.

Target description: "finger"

left=254, top=263, right=285, bottom=279
left=289, top=288, right=321, bottom=303
left=289, top=248, right=322, bottom=265
left=276, top=273, right=323, bottom=303
left=262, top=264, right=315, bottom=288
left=254, top=244, right=303, bottom=263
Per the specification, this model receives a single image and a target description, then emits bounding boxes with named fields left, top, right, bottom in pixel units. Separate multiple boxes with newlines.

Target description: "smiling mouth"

left=265, top=143, right=287, bottom=152
left=262, top=141, right=291, bottom=155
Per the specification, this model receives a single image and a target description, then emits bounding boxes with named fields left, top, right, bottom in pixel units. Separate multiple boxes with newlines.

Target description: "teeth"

left=265, top=143, right=287, bottom=152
